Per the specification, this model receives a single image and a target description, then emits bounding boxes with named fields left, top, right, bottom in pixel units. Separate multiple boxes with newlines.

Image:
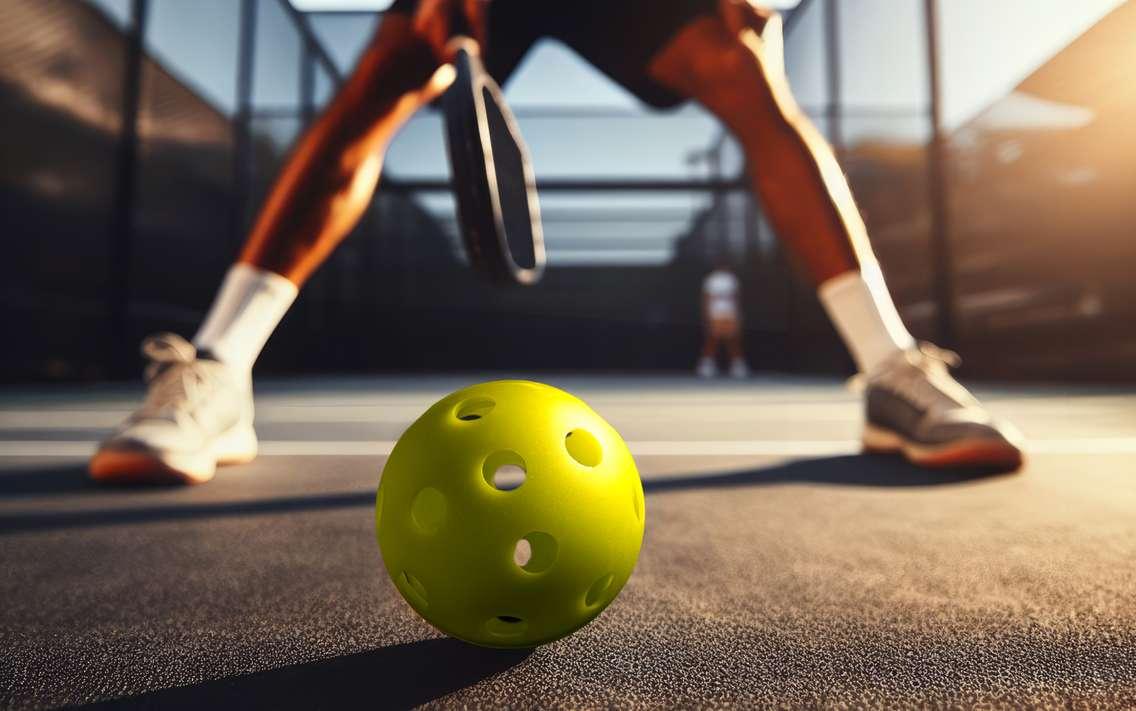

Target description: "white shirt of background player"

left=702, top=269, right=740, bottom=320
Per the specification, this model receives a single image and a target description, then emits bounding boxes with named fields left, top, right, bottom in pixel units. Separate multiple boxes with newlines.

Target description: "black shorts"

left=387, top=0, right=718, bottom=108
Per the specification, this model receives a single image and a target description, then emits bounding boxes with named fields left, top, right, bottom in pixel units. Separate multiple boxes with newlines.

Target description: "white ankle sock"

left=818, top=264, right=915, bottom=374
left=193, top=264, right=298, bottom=374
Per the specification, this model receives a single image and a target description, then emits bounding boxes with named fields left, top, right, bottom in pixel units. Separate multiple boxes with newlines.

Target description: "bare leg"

left=648, top=3, right=871, bottom=284
left=90, top=15, right=455, bottom=485
left=726, top=331, right=744, bottom=362
left=645, top=3, right=1022, bottom=470
left=648, top=2, right=915, bottom=374
left=702, top=331, right=721, bottom=360
left=193, top=14, right=455, bottom=372
left=240, top=14, right=451, bottom=286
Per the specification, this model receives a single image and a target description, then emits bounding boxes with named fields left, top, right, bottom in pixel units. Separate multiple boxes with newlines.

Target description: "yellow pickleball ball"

left=376, top=380, right=645, bottom=648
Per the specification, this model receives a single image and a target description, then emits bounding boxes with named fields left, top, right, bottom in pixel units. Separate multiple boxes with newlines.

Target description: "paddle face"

left=443, top=45, right=546, bottom=286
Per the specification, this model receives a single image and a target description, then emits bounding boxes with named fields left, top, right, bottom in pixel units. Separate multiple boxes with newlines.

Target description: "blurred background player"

left=697, top=262, right=748, bottom=379
left=90, top=0, right=1024, bottom=484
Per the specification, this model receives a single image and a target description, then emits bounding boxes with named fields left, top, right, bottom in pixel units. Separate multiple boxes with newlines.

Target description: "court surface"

left=2, top=374, right=1135, bottom=709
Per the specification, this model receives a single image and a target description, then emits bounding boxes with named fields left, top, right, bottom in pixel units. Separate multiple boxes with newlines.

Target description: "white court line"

left=0, top=405, right=862, bottom=428
left=1, top=439, right=1135, bottom=457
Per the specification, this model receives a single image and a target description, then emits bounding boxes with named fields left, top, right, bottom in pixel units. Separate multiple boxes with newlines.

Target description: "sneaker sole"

left=863, top=424, right=1024, bottom=471
left=88, top=425, right=258, bottom=486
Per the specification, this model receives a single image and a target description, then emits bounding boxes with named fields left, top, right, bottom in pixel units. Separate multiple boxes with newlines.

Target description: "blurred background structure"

left=1, top=0, right=1132, bottom=382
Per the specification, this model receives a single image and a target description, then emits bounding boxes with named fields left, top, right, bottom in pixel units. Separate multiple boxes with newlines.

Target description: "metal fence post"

left=232, top=0, right=257, bottom=252
left=924, top=0, right=958, bottom=348
left=107, top=0, right=149, bottom=377
left=824, top=0, right=843, bottom=153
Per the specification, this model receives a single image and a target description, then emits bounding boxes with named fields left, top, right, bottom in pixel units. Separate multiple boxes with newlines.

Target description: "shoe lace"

left=854, top=342, right=976, bottom=412
left=135, top=333, right=213, bottom=421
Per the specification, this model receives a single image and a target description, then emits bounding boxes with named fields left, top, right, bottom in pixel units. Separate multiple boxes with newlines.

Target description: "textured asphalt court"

left=2, top=375, right=1135, bottom=709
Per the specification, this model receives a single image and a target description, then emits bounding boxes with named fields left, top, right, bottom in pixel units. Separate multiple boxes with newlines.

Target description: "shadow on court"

left=0, top=463, right=94, bottom=497
left=86, top=638, right=532, bottom=710
left=0, top=488, right=375, bottom=534
left=643, top=454, right=1014, bottom=494
left=0, top=455, right=1010, bottom=535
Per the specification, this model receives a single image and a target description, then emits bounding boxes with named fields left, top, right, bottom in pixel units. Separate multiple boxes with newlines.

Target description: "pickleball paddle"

left=442, top=38, right=546, bottom=286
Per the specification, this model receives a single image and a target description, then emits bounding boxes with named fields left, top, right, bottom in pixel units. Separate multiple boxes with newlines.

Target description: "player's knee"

left=718, top=41, right=760, bottom=83
left=700, top=12, right=796, bottom=120
left=719, top=0, right=780, bottom=37
left=691, top=40, right=770, bottom=109
left=348, top=14, right=441, bottom=105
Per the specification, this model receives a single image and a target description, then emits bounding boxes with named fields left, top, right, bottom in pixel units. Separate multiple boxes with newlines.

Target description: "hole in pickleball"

left=486, top=616, right=528, bottom=637
left=410, top=487, right=447, bottom=533
left=513, top=539, right=532, bottom=567
left=514, top=532, right=557, bottom=573
left=482, top=451, right=527, bottom=491
left=565, top=429, right=602, bottom=467
left=455, top=397, right=494, bottom=421
left=585, top=573, right=614, bottom=607
left=632, top=487, right=643, bottom=523
left=400, top=571, right=428, bottom=608
left=493, top=465, right=526, bottom=490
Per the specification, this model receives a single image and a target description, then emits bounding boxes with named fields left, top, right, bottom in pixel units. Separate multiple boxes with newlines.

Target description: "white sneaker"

left=89, top=333, right=257, bottom=485
left=696, top=357, right=717, bottom=378
left=861, top=343, right=1024, bottom=471
left=729, top=359, right=749, bottom=379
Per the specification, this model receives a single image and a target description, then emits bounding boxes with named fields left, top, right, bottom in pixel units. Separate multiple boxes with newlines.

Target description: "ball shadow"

left=87, top=637, right=532, bottom=710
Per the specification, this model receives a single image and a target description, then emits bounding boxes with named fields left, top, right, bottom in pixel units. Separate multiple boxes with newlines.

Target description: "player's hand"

left=412, top=0, right=489, bottom=62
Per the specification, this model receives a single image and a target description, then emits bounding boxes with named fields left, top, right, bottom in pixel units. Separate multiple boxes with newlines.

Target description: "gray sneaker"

left=862, top=343, right=1024, bottom=470
left=89, top=333, right=257, bottom=484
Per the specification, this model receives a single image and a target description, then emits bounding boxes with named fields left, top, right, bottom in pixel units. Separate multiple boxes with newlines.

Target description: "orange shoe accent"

left=88, top=450, right=202, bottom=485
left=864, top=433, right=1024, bottom=472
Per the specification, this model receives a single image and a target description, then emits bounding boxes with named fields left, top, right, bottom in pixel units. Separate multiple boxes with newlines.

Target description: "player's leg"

left=201, top=11, right=449, bottom=370
left=649, top=4, right=909, bottom=370
left=236, top=17, right=447, bottom=286
left=90, top=13, right=450, bottom=484
left=646, top=1, right=1022, bottom=469
left=698, top=325, right=721, bottom=377
left=725, top=323, right=748, bottom=378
